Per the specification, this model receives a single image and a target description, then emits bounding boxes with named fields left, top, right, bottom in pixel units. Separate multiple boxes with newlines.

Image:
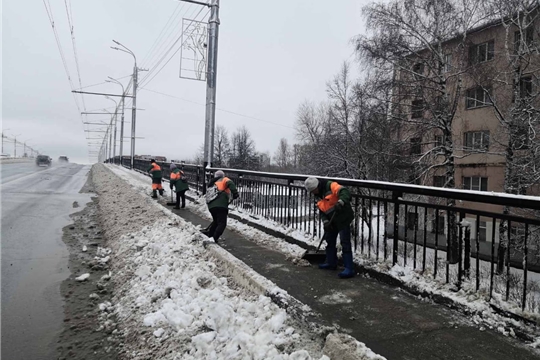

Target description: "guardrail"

left=107, top=157, right=540, bottom=314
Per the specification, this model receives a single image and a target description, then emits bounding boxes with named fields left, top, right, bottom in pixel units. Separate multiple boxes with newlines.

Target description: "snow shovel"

left=166, top=186, right=176, bottom=206
left=302, top=212, right=336, bottom=262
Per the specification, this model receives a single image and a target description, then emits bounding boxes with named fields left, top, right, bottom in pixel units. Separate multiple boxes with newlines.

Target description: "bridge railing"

left=107, top=158, right=540, bottom=315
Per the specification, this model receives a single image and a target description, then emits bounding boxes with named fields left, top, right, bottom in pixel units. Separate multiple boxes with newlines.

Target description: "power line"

left=64, top=0, right=86, bottom=111
left=139, top=7, right=210, bottom=88
left=43, top=0, right=82, bottom=113
left=140, top=88, right=296, bottom=130
left=140, top=2, right=186, bottom=68
left=141, top=4, right=198, bottom=72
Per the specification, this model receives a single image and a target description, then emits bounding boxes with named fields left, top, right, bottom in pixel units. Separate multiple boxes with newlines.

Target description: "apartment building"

left=391, top=10, right=539, bottom=243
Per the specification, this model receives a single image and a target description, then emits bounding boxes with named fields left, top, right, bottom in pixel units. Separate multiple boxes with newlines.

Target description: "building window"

left=433, top=175, right=446, bottom=188
left=410, top=137, right=422, bottom=155
left=407, top=212, right=418, bottom=230
left=411, top=99, right=424, bottom=118
left=463, top=176, right=488, bottom=191
left=466, top=87, right=492, bottom=109
left=413, top=63, right=424, bottom=79
left=469, top=40, right=495, bottom=64
left=520, top=76, right=533, bottom=98
left=434, top=134, right=443, bottom=147
left=464, top=131, right=489, bottom=150
left=478, top=221, right=487, bottom=241
left=514, top=27, right=534, bottom=53
left=444, top=54, right=453, bottom=73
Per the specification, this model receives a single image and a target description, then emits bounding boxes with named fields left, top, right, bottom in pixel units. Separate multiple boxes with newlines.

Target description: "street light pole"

left=2, top=129, right=10, bottom=155
left=13, top=134, right=21, bottom=158
left=105, top=97, right=118, bottom=163
left=112, top=41, right=138, bottom=169
left=203, top=0, right=220, bottom=170
left=107, top=77, right=126, bottom=165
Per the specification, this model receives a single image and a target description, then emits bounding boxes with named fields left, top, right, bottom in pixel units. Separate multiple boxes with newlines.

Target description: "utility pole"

left=179, top=0, right=220, bottom=193
left=13, top=134, right=21, bottom=157
left=111, top=41, right=140, bottom=169
left=107, top=77, right=126, bottom=165
left=204, top=0, right=220, bottom=170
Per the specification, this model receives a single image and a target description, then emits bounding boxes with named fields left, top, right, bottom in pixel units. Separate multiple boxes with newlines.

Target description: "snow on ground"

left=99, top=165, right=385, bottom=359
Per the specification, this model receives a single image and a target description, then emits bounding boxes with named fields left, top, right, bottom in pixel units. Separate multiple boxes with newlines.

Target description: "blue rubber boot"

left=318, top=248, right=337, bottom=270
left=338, top=252, right=355, bottom=278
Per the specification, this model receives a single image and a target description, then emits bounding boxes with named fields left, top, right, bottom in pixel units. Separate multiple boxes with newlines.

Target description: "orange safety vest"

left=317, top=182, right=342, bottom=214
left=170, top=170, right=184, bottom=181
left=215, top=177, right=231, bottom=194
left=150, top=163, right=161, bottom=172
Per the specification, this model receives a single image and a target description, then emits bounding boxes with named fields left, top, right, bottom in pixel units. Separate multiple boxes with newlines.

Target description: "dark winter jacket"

left=315, top=180, right=354, bottom=231
left=148, top=162, right=162, bottom=179
left=170, top=168, right=189, bottom=192
left=207, top=176, right=238, bottom=210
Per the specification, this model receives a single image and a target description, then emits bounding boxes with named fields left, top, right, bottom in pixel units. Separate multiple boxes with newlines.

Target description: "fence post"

left=464, top=221, right=471, bottom=280
left=392, top=191, right=402, bottom=266
left=287, top=179, right=292, bottom=226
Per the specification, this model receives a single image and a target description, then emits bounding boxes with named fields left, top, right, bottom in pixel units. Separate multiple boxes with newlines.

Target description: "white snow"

left=100, top=164, right=390, bottom=359
left=75, top=273, right=90, bottom=282
left=106, top=164, right=540, bottom=342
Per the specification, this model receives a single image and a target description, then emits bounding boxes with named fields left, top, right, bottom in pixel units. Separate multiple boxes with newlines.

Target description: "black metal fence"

left=108, top=157, right=540, bottom=314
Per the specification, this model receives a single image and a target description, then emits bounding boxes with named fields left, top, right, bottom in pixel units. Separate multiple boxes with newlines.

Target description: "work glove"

left=334, top=199, right=345, bottom=212
left=233, top=193, right=239, bottom=200
left=323, top=220, right=332, bottom=232
left=170, top=183, right=173, bottom=190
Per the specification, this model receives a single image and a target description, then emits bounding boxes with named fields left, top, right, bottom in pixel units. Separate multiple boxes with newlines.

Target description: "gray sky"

left=3, top=0, right=370, bottom=164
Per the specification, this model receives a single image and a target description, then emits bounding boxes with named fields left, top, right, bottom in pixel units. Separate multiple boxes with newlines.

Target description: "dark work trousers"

left=175, top=190, right=186, bottom=208
left=208, top=207, right=229, bottom=242
left=325, top=225, right=352, bottom=256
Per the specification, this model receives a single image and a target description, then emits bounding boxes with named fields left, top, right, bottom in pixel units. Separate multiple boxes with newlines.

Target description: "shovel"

left=166, top=186, right=176, bottom=206
left=302, top=212, right=336, bottom=262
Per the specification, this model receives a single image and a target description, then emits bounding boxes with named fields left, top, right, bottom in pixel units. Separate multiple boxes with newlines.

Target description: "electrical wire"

left=140, top=2, right=186, bottom=68
left=140, top=88, right=296, bottom=130
left=64, top=0, right=86, bottom=111
left=139, top=7, right=210, bottom=89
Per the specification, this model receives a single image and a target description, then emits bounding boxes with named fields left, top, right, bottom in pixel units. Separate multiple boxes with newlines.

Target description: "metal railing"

left=107, top=157, right=540, bottom=314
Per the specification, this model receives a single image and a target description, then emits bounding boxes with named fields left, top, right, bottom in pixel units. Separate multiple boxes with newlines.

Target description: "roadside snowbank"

left=97, top=165, right=386, bottom=359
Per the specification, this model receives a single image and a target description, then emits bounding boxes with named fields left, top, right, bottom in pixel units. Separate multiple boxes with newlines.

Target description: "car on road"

left=36, top=155, right=51, bottom=167
left=58, top=156, right=69, bottom=163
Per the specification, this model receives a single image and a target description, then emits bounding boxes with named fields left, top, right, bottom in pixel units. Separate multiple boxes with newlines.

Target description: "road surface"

left=1, top=162, right=92, bottom=360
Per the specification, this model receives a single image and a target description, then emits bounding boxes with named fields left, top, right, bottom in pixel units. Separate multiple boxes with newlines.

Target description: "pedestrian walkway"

left=168, top=206, right=538, bottom=360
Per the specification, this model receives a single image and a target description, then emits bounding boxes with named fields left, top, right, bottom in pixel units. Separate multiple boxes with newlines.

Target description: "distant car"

left=58, top=156, right=69, bottom=163
left=36, top=155, right=51, bottom=167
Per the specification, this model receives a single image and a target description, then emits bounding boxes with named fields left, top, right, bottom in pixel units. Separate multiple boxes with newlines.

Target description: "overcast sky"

left=3, top=0, right=370, bottom=164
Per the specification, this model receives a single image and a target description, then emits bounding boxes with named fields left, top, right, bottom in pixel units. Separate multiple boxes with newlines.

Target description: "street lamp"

left=105, top=97, right=118, bottom=163
left=106, top=77, right=126, bottom=165
left=22, top=138, right=34, bottom=158
left=12, top=134, right=21, bottom=157
left=2, top=128, right=10, bottom=155
left=111, top=40, right=138, bottom=169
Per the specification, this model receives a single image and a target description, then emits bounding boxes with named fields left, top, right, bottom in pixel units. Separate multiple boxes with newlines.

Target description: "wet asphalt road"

left=1, top=162, right=92, bottom=360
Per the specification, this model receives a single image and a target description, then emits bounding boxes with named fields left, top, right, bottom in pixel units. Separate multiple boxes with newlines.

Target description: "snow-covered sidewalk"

left=95, top=164, right=384, bottom=360
left=107, top=164, right=540, bottom=349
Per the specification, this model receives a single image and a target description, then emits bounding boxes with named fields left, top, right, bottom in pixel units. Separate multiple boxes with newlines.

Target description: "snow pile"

left=94, top=165, right=336, bottom=359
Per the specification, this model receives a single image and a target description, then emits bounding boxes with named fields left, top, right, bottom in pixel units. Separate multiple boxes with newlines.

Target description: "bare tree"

left=273, top=138, right=292, bottom=171
left=214, top=125, right=231, bottom=168
left=229, top=126, right=259, bottom=170
left=355, top=0, right=488, bottom=263
left=472, top=1, right=540, bottom=272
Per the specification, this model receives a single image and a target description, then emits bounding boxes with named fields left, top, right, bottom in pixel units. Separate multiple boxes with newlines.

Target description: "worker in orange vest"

left=203, top=170, right=239, bottom=243
left=147, top=159, right=164, bottom=198
left=169, top=163, right=189, bottom=209
left=305, top=177, right=355, bottom=278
